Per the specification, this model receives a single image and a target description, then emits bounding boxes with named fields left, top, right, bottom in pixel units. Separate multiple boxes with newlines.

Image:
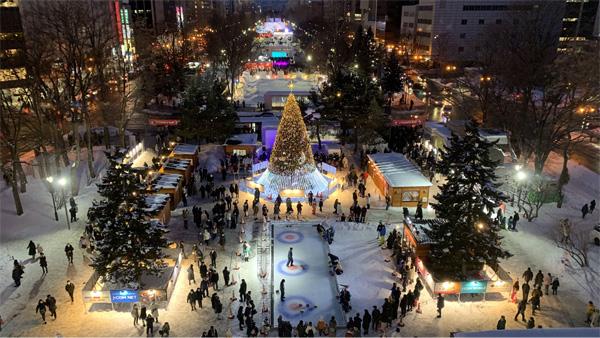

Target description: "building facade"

left=559, top=0, right=599, bottom=48
left=401, top=0, right=565, bottom=63
left=0, top=0, right=27, bottom=91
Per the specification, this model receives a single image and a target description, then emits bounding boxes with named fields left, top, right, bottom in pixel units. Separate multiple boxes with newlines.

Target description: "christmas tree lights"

left=269, top=93, right=316, bottom=175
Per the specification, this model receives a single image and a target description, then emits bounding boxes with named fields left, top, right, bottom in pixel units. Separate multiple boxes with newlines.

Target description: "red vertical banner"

left=114, top=0, right=123, bottom=43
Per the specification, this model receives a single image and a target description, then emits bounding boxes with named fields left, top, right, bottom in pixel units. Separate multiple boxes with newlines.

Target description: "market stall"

left=169, top=143, right=199, bottom=168
left=367, top=152, right=432, bottom=207
left=144, top=194, right=171, bottom=225
left=149, top=173, right=183, bottom=210
left=160, top=158, right=193, bottom=183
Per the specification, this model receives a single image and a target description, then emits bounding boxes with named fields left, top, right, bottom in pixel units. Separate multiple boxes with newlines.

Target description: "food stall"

left=144, top=194, right=171, bottom=225
left=150, top=174, right=183, bottom=210
left=160, top=158, right=193, bottom=183
left=169, top=143, right=199, bottom=168
left=367, top=152, right=432, bottom=207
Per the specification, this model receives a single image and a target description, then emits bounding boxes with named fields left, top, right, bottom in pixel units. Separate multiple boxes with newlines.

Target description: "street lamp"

left=307, top=54, right=312, bottom=62
left=46, top=176, right=59, bottom=221
left=58, top=177, right=70, bottom=230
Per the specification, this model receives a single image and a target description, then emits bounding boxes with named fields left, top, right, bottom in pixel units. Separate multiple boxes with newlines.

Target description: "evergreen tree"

left=177, top=75, right=237, bottom=143
left=381, top=52, right=404, bottom=106
left=424, top=122, right=511, bottom=279
left=90, top=151, right=168, bottom=287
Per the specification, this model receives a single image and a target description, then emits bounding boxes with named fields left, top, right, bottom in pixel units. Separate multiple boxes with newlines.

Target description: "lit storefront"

left=367, top=153, right=431, bottom=207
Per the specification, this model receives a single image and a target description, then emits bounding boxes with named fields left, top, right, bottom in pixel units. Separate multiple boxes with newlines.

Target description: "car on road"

left=591, top=225, right=600, bottom=246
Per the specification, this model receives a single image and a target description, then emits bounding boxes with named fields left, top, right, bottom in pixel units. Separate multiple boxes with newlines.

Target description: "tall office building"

left=560, top=0, right=599, bottom=45
left=401, top=0, right=564, bottom=63
left=0, top=0, right=27, bottom=91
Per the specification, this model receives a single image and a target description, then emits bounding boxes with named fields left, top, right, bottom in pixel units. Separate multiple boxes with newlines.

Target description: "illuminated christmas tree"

left=269, top=93, right=316, bottom=175
left=256, top=94, right=329, bottom=196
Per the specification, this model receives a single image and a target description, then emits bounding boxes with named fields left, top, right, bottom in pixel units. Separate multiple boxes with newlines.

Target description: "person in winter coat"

left=64, top=243, right=74, bottom=264
left=140, top=305, right=147, bottom=326
left=316, top=317, right=327, bottom=336
left=65, top=280, right=75, bottom=303
left=28, top=240, right=37, bottom=259
left=362, top=309, right=371, bottom=335
left=497, top=315, right=506, bottom=330
left=36, top=299, right=47, bottom=324
left=582, top=203, right=589, bottom=218
left=210, top=269, right=219, bottom=290
left=12, top=260, right=24, bottom=287
left=151, top=305, right=159, bottom=323
left=530, top=287, right=542, bottom=314
left=132, top=304, right=140, bottom=326
left=187, top=264, right=196, bottom=285
left=39, top=253, right=48, bottom=274
left=515, top=299, right=527, bottom=322
left=239, top=279, right=247, bottom=302
left=511, top=279, right=520, bottom=303
left=522, top=267, right=533, bottom=284
left=280, top=279, right=286, bottom=301
left=237, top=306, right=245, bottom=330
left=436, top=294, right=444, bottom=318
left=534, top=270, right=544, bottom=288
left=209, top=250, right=217, bottom=267
left=526, top=317, right=535, bottom=329
left=353, top=313, right=362, bottom=333
left=522, top=282, right=531, bottom=302
left=146, top=314, right=155, bottom=336
left=586, top=301, right=597, bottom=324
left=159, top=322, right=170, bottom=337
left=287, top=247, right=294, bottom=267
left=45, top=294, right=57, bottom=319
left=195, top=288, right=203, bottom=308
left=543, top=273, right=552, bottom=295
left=551, top=277, right=560, bottom=295
left=223, top=267, right=230, bottom=286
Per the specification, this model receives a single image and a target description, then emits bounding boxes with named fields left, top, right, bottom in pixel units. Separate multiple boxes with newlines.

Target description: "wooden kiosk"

left=367, top=152, right=432, bottom=207
left=160, top=158, right=193, bottom=183
left=144, top=194, right=172, bottom=225
left=150, top=173, right=183, bottom=210
left=169, top=144, right=199, bottom=168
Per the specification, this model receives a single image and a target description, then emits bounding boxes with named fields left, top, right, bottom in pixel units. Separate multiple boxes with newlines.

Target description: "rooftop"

left=368, top=152, right=432, bottom=188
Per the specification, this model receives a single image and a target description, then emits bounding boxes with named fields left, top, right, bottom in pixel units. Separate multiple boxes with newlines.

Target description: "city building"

left=0, top=0, right=27, bottom=91
left=401, top=0, right=565, bottom=63
left=559, top=0, right=599, bottom=49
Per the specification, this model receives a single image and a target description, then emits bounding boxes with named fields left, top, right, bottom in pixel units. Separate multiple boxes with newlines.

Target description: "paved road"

left=570, top=140, right=599, bottom=174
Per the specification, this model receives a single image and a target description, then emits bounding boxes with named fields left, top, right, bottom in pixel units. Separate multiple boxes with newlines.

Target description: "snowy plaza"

left=1, top=5, right=600, bottom=338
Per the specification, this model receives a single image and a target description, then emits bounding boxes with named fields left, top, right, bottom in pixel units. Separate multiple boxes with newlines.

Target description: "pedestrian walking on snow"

left=151, top=304, right=159, bottom=323
left=544, top=273, right=552, bottom=295
left=65, top=280, right=75, bottom=303
left=280, top=279, right=285, bottom=301
left=36, top=299, right=47, bottom=324
left=522, top=282, right=531, bottom=302
left=39, top=253, right=48, bottom=274
left=27, top=240, right=36, bottom=259
left=187, top=264, right=196, bottom=285
left=552, top=277, right=560, bottom=295
left=515, top=299, right=527, bottom=322
left=146, top=314, right=155, bottom=336
left=582, top=203, right=589, bottom=218
left=223, top=267, right=230, bottom=286
left=590, top=200, right=596, bottom=214
left=12, top=260, right=24, bottom=287
left=522, top=267, right=533, bottom=284
left=140, top=305, right=147, bottom=326
left=132, top=304, right=140, bottom=326
left=436, top=294, right=444, bottom=318
left=45, top=294, right=57, bottom=319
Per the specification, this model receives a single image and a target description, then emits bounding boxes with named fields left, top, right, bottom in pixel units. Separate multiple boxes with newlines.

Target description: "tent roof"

left=368, top=152, right=432, bottom=188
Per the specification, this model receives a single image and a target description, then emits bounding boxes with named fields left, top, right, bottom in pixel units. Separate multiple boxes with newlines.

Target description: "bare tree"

left=22, top=1, right=116, bottom=192
left=461, top=4, right=600, bottom=174
left=554, top=222, right=589, bottom=268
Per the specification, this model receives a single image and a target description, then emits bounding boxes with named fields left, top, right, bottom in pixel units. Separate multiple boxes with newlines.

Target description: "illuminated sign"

left=271, top=51, right=287, bottom=58
left=110, top=290, right=139, bottom=303
left=273, top=61, right=289, bottom=67
left=434, top=281, right=460, bottom=294
left=82, top=290, right=111, bottom=304
left=460, top=280, right=487, bottom=294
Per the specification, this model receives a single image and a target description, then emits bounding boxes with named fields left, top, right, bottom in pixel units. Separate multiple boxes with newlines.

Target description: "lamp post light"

left=58, top=177, right=70, bottom=230
left=46, top=176, right=59, bottom=221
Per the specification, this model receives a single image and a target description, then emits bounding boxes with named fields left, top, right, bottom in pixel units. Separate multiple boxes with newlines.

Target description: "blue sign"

left=271, top=51, right=287, bottom=58
left=460, top=280, right=487, bottom=294
left=110, top=290, right=139, bottom=303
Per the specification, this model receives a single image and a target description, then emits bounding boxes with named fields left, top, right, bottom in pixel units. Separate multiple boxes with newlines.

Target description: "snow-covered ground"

left=0, top=141, right=597, bottom=336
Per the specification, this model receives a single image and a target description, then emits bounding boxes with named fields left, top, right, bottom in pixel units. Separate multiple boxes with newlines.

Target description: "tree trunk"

left=12, top=151, right=27, bottom=193
left=71, top=118, right=81, bottom=196
left=556, top=137, right=570, bottom=208
left=84, top=111, right=96, bottom=179
left=9, top=162, right=24, bottom=215
left=103, top=125, right=110, bottom=150
left=316, top=122, right=322, bottom=149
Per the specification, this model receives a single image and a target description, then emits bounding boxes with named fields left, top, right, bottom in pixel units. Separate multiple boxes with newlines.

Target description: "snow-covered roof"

left=226, top=133, right=258, bottom=145
left=151, top=174, right=183, bottom=190
left=162, top=158, right=192, bottom=170
left=172, top=144, right=198, bottom=155
left=368, top=153, right=432, bottom=188
left=404, top=218, right=446, bottom=244
left=144, top=194, right=170, bottom=213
